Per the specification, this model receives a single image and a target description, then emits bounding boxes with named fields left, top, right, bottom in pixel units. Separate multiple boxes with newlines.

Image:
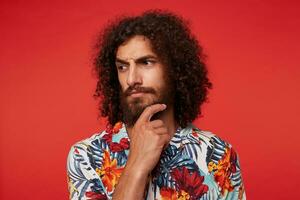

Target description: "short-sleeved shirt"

left=67, top=122, right=246, bottom=200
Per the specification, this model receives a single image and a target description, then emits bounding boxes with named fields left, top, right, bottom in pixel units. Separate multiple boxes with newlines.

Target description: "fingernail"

left=162, top=104, right=167, bottom=109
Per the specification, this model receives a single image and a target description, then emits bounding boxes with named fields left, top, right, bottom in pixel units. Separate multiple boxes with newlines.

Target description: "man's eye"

left=117, top=65, right=127, bottom=71
left=142, top=60, right=155, bottom=65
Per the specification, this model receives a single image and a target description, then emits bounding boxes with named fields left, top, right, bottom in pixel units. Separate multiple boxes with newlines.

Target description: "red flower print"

left=103, top=122, right=129, bottom=152
left=109, top=138, right=130, bottom=152
left=171, top=167, right=208, bottom=200
left=102, top=133, right=112, bottom=143
left=85, top=191, right=107, bottom=200
left=192, top=129, right=198, bottom=137
left=74, top=148, right=80, bottom=154
left=229, top=148, right=237, bottom=173
left=105, top=122, right=122, bottom=134
left=191, top=129, right=203, bottom=144
left=105, top=124, right=113, bottom=134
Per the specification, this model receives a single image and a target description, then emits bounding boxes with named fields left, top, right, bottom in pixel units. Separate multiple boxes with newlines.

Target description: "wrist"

left=124, top=162, right=149, bottom=180
left=113, top=163, right=149, bottom=200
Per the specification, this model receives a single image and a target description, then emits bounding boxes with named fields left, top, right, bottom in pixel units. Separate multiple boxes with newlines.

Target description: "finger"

left=154, top=127, right=168, bottom=135
left=149, top=120, right=164, bottom=128
left=138, top=104, right=167, bottom=123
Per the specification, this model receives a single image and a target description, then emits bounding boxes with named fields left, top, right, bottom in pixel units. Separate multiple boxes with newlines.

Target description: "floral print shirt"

left=67, top=122, right=246, bottom=200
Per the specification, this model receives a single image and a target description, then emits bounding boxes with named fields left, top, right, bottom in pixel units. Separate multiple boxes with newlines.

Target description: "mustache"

left=123, top=86, right=156, bottom=96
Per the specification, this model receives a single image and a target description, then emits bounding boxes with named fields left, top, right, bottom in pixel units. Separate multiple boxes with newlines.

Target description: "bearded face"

left=115, top=36, right=174, bottom=127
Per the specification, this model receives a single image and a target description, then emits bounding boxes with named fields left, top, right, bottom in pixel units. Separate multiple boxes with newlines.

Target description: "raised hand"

left=126, top=103, right=170, bottom=175
left=112, top=103, right=171, bottom=200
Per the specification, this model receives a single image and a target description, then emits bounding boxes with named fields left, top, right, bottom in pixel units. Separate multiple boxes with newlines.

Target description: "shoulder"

left=67, top=122, right=122, bottom=155
left=66, top=130, right=109, bottom=175
left=68, top=131, right=107, bottom=157
left=188, top=123, right=238, bottom=153
left=67, top=122, right=128, bottom=166
left=184, top=124, right=243, bottom=173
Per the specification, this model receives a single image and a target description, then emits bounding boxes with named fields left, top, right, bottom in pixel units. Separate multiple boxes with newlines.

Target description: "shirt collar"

left=169, top=123, right=196, bottom=149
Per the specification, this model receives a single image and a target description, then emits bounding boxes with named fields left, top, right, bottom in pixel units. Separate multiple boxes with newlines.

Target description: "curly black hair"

left=93, top=10, right=212, bottom=128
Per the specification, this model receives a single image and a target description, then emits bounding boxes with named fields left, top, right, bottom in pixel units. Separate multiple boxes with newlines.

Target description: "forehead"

left=116, top=35, right=157, bottom=60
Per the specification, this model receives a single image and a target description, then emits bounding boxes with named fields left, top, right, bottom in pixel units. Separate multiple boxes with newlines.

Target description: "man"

left=67, top=10, right=246, bottom=200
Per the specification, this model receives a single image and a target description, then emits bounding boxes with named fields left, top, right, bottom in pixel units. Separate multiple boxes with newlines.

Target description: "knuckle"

left=147, top=124, right=152, bottom=130
left=157, top=120, right=164, bottom=126
left=145, top=106, right=152, bottom=113
left=151, top=120, right=164, bottom=127
left=144, top=123, right=152, bottom=130
left=157, top=127, right=167, bottom=134
left=141, top=123, right=147, bottom=130
left=153, top=134, right=161, bottom=140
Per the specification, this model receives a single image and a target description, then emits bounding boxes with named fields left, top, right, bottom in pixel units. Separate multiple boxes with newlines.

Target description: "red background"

left=1, top=0, right=299, bottom=199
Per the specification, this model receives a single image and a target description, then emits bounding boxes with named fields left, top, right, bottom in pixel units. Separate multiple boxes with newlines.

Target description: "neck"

left=125, top=105, right=178, bottom=139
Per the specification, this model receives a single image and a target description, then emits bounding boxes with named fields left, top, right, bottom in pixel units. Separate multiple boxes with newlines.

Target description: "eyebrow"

left=115, top=55, right=158, bottom=65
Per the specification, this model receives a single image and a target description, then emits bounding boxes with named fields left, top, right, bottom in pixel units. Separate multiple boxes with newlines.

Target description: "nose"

left=126, top=61, right=142, bottom=87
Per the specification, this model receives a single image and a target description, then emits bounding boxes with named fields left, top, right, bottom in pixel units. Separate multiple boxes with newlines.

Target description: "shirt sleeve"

left=66, top=144, right=108, bottom=200
left=206, top=134, right=246, bottom=200
left=224, top=146, right=246, bottom=200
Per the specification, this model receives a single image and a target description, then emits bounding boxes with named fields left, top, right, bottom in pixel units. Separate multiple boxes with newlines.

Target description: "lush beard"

left=120, top=85, right=173, bottom=127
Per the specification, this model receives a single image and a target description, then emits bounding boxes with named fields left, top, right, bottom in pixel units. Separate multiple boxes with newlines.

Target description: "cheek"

left=144, top=68, right=165, bottom=86
left=118, top=74, right=127, bottom=91
left=120, top=85, right=128, bottom=93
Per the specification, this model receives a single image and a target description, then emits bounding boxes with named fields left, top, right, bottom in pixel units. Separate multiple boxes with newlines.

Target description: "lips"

left=129, top=91, right=145, bottom=97
left=130, top=91, right=144, bottom=95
